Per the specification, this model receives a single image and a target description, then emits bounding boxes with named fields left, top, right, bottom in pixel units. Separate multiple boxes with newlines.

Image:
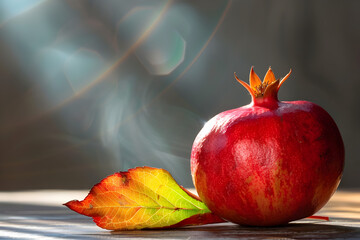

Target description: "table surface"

left=0, top=189, right=359, bottom=239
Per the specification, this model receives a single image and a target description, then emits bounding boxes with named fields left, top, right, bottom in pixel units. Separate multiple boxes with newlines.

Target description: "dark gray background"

left=0, top=0, right=359, bottom=190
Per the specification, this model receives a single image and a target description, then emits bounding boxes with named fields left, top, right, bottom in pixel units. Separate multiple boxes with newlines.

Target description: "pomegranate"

left=190, top=67, right=344, bottom=226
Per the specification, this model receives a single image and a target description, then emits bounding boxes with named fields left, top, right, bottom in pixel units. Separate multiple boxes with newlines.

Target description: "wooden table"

left=0, top=190, right=359, bottom=239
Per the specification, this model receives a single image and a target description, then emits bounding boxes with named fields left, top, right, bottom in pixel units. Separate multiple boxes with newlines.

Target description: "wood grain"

left=0, top=190, right=359, bottom=239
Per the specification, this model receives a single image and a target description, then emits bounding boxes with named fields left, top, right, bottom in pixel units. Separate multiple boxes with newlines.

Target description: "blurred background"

left=0, top=0, right=359, bottom=190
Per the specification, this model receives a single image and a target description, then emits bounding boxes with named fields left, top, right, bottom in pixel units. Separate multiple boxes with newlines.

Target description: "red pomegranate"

left=190, top=67, right=344, bottom=226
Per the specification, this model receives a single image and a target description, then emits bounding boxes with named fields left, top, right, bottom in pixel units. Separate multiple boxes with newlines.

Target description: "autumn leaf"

left=64, top=167, right=224, bottom=230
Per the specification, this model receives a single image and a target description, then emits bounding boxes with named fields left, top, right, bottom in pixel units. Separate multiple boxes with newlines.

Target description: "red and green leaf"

left=64, top=167, right=224, bottom=230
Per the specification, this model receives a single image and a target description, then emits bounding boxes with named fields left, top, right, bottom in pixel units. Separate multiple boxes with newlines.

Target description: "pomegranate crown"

left=234, top=67, right=292, bottom=101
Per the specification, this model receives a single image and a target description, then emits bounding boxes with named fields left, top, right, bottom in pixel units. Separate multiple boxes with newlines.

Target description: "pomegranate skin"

left=190, top=69, right=344, bottom=226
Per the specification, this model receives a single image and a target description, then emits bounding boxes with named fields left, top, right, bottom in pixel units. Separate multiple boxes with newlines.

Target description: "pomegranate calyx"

left=234, top=67, right=292, bottom=106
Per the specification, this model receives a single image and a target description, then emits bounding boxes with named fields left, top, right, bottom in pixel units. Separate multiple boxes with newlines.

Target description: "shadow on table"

left=112, top=223, right=360, bottom=239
